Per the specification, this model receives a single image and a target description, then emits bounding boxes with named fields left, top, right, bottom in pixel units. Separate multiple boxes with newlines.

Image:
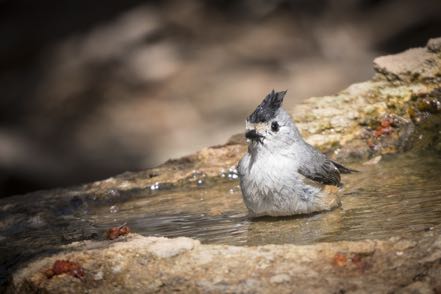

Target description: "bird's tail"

left=331, top=161, right=359, bottom=174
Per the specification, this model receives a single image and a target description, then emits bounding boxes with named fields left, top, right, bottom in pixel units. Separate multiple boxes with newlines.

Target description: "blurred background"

left=1, top=0, right=441, bottom=197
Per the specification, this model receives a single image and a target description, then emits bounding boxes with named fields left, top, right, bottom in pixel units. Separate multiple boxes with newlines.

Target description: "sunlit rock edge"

left=4, top=37, right=441, bottom=293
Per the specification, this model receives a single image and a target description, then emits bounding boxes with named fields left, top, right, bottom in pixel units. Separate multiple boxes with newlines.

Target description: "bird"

left=237, top=90, right=356, bottom=217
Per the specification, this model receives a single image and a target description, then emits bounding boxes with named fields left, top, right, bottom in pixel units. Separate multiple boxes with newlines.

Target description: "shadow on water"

left=1, top=151, right=441, bottom=285
left=251, top=210, right=329, bottom=222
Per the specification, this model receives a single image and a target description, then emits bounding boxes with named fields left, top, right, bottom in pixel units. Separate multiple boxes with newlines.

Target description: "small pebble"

left=363, top=155, right=382, bottom=166
left=94, top=271, right=104, bottom=281
left=270, top=274, right=291, bottom=284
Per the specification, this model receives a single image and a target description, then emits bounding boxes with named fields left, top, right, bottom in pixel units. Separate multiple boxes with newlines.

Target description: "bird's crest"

left=248, top=90, right=287, bottom=123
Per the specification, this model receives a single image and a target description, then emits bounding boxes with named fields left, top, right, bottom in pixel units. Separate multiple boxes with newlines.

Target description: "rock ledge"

left=6, top=228, right=441, bottom=293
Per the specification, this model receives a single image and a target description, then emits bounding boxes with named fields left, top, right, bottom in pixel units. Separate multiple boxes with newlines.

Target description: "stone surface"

left=373, top=48, right=440, bottom=82
left=427, top=37, right=441, bottom=53
left=373, top=38, right=441, bottom=82
left=5, top=228, right=441, bottom=293
left=293, top=38, right=441, bottom=162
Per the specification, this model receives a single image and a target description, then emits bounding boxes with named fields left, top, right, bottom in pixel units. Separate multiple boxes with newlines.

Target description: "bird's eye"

left=271, top=121, right=279, bottom=132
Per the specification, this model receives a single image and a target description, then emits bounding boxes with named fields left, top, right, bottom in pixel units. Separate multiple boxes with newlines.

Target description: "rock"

left=373, top=47, right=440, bottom=82
left=5, top=228, right=441, bottom=293
left=373, top=37, right=441, bottom=83
left=396, top=281, right=435, bottom=294
left=293, top=38, right=441, bottom=162
left=147, top=237, right=199, bottom=258
left=270, top=274, right=291, bottom=284
left=362, top=155, right=382, bottom=165
left=427, top=37, right=441, bottom=53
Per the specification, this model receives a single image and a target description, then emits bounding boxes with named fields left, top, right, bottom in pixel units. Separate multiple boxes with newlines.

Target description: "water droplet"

left=219, top=168, right=226, bottom=178
left=227, top=172, right=238, bottom=180
left=109, top=205, right=119, bottom=214
left=226, top=166, right=239, bottom=180
left=191, top=170, right=206, bottom=179
left=189, top=170, right=207, bottom=186
left=196, top=179, right=204, bottom=187
left=228, top=185, right=241, bottom=194
left=150, top=182, right=160, bottom=191
left=106, top=189, right=120, bottom=198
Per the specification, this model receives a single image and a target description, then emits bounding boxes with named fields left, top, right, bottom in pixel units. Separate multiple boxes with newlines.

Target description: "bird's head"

left=245, top=90, right=300, bottom=151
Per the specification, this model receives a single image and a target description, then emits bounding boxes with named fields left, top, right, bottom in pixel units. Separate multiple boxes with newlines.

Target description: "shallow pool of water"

left=1, top=151, right=441, bottom=283
left=87, top=152, right=441, bottom=246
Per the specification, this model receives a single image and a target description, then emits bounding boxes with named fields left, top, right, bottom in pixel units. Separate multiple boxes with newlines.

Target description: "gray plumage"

left=238, top=90, right=356, bottom=217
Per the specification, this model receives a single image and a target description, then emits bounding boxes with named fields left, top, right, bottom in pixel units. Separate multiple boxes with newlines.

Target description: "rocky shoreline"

left=6, top=227, right=441, bottom=293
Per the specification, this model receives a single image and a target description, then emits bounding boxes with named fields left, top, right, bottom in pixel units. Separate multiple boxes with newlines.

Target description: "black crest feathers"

left=248, top=90, right=287, bottom=123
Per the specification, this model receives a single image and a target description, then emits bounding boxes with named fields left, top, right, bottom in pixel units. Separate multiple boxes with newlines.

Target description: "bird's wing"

left=296, top=142, right=343, bottom=186
left=297, top=142, right=358, bottom=187
left=298, top=157, right=342, bottom=187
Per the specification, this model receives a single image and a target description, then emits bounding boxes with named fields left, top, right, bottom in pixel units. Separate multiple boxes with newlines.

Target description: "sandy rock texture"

left=5, top=227, right=441, bottom=293
left=294, top=37, right=441, bottom=161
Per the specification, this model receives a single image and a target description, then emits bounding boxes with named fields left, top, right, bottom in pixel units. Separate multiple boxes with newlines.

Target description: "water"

left=1, top=152, right=441, bottom=284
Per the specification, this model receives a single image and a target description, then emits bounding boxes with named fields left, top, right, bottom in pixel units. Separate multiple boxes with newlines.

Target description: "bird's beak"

left=245, top=129, right=264, bottom=143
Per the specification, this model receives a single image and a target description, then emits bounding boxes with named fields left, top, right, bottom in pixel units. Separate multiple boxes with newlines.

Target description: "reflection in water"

left=1, top=152, right=441, bottom=283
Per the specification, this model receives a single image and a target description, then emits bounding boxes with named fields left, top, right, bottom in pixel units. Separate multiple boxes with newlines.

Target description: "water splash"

left=220, top=166, right=239, bottom=180
left=150, top=182, right=160, bottom=191
left=109, top=205, right=119, bottom=214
